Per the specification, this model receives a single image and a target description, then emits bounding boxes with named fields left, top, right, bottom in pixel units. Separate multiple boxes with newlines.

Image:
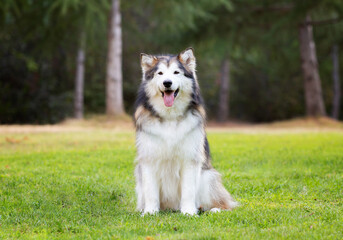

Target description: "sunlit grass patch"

left=0, top=128, right=342, bottom=239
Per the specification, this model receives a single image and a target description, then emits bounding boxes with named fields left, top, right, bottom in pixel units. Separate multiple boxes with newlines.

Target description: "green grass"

left=0, top=128, right=342, bottom=239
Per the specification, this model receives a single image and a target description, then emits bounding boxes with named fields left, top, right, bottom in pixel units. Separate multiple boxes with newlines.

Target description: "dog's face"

left=140, top=48, right=196, bottom=108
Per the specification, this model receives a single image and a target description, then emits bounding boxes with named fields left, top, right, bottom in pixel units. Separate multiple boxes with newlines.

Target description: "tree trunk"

left=298, top=14, right=326, bottom=117
left=106, top=0, right=124, bottom=116
left=74, top=32, right=86, bottom=119
left=332, top=44, right=340, bottom=119
left=217, top=58, right=230, bottom=122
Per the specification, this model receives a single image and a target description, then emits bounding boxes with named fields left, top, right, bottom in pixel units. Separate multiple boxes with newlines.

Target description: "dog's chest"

left=154, top=120, right=189, bottom=143
left=136, top=114, right=204, bottom=163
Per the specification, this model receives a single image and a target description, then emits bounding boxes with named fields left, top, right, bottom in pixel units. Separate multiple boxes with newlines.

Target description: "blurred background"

left=1, top=0, right=342, bottom=124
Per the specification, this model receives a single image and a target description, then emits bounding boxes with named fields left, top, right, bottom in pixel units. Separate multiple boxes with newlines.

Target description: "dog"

left=134, top=47, right=238, bottom=215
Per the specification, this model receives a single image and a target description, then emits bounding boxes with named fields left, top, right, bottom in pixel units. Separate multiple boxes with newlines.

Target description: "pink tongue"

left=163, top=92, right=174, bottom=107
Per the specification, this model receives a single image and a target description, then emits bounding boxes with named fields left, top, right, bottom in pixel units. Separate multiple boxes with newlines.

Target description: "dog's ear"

left=178, top=47, right=196, bottom=72
left=140, top=53, right=158, bottom=73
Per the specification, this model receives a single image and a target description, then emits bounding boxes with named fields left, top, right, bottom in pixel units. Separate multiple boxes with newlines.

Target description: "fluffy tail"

left=199, top=169, right=238, bottom=211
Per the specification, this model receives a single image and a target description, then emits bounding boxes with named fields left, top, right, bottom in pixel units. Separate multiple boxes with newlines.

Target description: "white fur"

left=135, top=49, right=237, bottom=215
left=136, top=111, right=205, bottom=215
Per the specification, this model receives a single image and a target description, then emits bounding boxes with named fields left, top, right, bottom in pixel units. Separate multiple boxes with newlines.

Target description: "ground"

left=0, top=119, right=342, bottom=239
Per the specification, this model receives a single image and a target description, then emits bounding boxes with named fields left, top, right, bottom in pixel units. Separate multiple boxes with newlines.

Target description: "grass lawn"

left=0, top=126, right=342, bottom=239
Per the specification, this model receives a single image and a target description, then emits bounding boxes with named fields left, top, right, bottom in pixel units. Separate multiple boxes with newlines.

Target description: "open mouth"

left=161, top=88, right=179, bottom=107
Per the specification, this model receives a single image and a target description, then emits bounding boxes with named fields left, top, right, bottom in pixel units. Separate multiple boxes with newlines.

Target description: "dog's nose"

left=163, top=80, right=172, bottom=88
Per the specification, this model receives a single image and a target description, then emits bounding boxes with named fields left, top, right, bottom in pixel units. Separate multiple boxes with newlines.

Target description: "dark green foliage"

left=0, top=0, right=109, bottom=123
left=0, top=15, right=74, bottom=123
left=1, top=0, right=343, bottom=123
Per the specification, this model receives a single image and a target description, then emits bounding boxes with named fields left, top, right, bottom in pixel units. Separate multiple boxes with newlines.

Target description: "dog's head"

left=140, top=48, right=197, bottom=108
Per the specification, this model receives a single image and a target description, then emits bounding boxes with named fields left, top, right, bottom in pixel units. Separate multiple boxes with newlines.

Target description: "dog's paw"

left=181, top=207, right=198, bottom=216
left=142, top=208, right=159, bottom=216
left=210, top=208, right=221, bottom=213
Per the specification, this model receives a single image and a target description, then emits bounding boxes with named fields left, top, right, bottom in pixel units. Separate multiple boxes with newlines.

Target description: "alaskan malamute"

left=134, top=48, right=237, bottom=215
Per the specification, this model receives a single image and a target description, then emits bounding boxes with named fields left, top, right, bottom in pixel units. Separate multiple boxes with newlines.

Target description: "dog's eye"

left=158, top=72, right=163, bottom=75
left=174, top=71, right=180, bottom=74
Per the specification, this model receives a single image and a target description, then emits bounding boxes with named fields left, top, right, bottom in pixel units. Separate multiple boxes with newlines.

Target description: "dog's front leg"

left=180, top=163, right=200, bottom=215
left=141, top=163, right=160, bottom=215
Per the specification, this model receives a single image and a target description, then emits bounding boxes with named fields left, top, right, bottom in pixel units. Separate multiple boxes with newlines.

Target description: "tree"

left=74, top=32, right=86, bottom=119
left=230, top=1, right=342, bottom=118
left=217, top=57, right=230, bottom=122
left=48, top=0, right=109, bottom=119
left=332, top=44, right=340, bottom=119
left=106, top=0, right=124, bottom=116
left=299, top=15, right=326, bottom=117
left=2, top=0, right=343, bottom=123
